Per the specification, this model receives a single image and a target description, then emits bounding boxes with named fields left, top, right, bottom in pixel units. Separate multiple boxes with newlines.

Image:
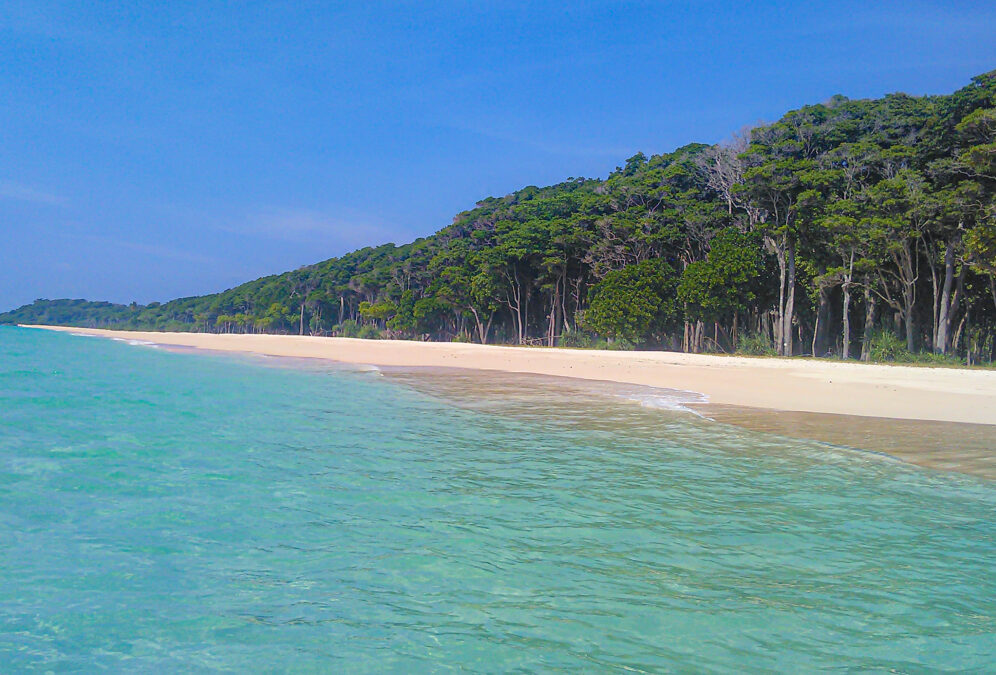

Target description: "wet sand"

left=699, top=405, right=996, bottom=478
left=382, top=367, right=996, bottom=480
left=25, top=326, right=996, bottom=425
left=24, top=325, right=996, bottom=478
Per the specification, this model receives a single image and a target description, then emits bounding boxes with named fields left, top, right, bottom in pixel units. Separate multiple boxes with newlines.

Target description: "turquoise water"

left=1, top=326, right=994, bottom=671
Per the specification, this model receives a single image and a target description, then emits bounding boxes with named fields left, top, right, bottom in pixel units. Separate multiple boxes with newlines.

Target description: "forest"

left=5, top=71, right=996, bottom=364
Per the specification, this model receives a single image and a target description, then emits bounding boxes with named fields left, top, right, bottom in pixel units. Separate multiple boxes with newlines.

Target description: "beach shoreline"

left=22, top=324, right=996, bottom=426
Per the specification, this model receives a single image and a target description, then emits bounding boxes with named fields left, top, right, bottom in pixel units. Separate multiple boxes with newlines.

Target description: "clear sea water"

left=1, top=325, right=994, bottom=672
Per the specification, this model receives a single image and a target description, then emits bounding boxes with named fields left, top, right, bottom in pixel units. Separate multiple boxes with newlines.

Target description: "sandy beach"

left=25, top=325, right=996, bottom=426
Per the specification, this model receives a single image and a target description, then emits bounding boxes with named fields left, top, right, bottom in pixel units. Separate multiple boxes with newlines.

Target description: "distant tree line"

left=5, top=71, right=996, bottom=364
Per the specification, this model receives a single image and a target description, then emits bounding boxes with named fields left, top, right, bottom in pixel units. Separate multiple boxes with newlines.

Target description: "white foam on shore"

left=111, top=337, right=159, bottom=348
left=616, top=388, right=709, bottom=416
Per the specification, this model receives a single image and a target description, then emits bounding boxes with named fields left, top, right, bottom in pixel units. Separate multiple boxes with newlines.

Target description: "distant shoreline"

left=22, top=324, right=996, bottom=426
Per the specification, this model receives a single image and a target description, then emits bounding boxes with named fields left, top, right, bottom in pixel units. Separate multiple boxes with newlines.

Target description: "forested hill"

left=6, top=71, right=996, bottom=363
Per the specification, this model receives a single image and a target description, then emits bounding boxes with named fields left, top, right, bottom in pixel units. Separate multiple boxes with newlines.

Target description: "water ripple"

left=1, top=326, right=994, bottom=671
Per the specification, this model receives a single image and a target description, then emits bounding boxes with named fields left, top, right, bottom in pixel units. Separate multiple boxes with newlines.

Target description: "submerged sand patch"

left=25, top=326, right=996, bottom=425
left=24, top=326, right=996, bottom=477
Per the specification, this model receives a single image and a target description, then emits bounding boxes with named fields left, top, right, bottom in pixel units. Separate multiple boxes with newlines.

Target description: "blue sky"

left=2, top=1, right=995, bottom=311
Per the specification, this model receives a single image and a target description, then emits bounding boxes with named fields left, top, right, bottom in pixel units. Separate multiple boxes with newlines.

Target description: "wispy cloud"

left=234, top=207, right=408, bottom=249
left=69, top=232, right=219, bottom=266
left=0, top=180, right=65, bottom=205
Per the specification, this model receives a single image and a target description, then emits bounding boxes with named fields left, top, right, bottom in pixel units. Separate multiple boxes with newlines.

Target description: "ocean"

left=1, top=325, right=994, bottom=671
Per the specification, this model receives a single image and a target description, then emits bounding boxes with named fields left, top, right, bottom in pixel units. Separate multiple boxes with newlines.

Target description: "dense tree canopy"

left=5, top=70, right=996, bottom=364
left=586, top=259, right=679, bottom=345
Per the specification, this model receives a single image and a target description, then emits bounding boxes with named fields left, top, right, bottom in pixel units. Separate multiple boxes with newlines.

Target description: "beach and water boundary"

left=5, top=323, right=995, bottom=670
left=24, top=325, right=996, bottom=478
left=26, top=325, right=996, bottom=423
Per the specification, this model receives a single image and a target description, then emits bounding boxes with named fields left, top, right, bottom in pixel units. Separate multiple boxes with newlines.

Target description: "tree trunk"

left=812, top=310, right=820, bottom=358
left=953, top=313, right=967, bottom=361
left=841, top=284, right=852, bottom=360
left=782, top=238, right=796, bottom=356
left=903, top=290, right=915, bottom=353
left=939, top=252, right=967, bottom=355
left=899, top=240, right=917, bottom=353
left=470, top=307, right=487, bottom=344
left=521, top=272, right=530, bottom=344
left=517, top=273, right=527, bottom=344
left=935, top=244, right=955, bottom=353
left=547, top=284, right=559, bottom=347
left=841, top=250, right=855, bottom=360
left=861, top=282, right=876, bottom=362
left=504, top=268, right=525, bottom=345
left=928, top=242, right=940, bottom=351
left=813, top=285, right=830, bottom=356
left=772, top=237, right=787, bottom=356
left=560, top=271, right=571, bottom=334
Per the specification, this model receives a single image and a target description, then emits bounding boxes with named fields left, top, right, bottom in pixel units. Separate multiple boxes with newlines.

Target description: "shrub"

left=559, top=328, right=594, bottom=348
left=909, top=351, right=964, bottom=366
left=869, top=330, right=912, bottom=362
left=357, top=324, right=382, bottom=340
left=335, top=320, right=361, bottom=338
left=594, top=337, right=637, bottom=351
left=736, top=332, right=776, bottom=356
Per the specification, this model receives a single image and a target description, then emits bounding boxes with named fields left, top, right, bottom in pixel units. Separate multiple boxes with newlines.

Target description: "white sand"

left=26, top=325, right=996, bottom=425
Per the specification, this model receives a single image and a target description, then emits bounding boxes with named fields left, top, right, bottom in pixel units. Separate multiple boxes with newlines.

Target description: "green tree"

left=586, top=259, right=679, bottom=344
left=678, top=229, right=763, bottom=350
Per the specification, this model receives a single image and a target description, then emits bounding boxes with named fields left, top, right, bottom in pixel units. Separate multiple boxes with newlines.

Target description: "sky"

left=2, top=1, right=996, bottom=311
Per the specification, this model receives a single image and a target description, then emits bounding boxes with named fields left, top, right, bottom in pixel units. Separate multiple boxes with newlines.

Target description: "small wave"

left=617, top=388, right=709, bottom=416
left=111, top=337, right=159, bottom=348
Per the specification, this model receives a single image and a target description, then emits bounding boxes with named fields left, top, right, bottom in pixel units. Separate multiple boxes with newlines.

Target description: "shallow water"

left=1, top=326, right=994, bottom=671
left=701, top=404, right=996, bottom=478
